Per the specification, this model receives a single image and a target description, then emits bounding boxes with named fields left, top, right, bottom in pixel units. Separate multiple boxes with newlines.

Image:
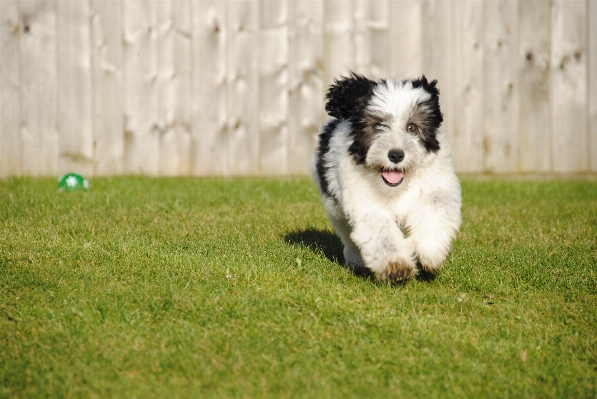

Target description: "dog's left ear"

left=325, top=72, right=376, bottom=120
left=412, top=75, right=440, bottom=98
left=411, top=76, right=443, bottom=152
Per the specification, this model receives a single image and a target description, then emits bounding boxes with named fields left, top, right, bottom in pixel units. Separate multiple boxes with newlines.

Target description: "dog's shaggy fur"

left=311, top=73, right=462, bottom=284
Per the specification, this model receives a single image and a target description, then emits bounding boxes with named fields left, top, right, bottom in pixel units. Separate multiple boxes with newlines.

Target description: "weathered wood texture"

left=0, top=0, right=22, bottom=175
left=0, top=0, right=595, bottom=177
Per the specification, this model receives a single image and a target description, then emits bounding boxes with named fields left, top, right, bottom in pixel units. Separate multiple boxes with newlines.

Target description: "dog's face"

left=325, top=73, right=443, bottom=187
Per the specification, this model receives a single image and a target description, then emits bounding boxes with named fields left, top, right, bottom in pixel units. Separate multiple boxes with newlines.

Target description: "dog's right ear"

left=325, top=72, right=376, bottom=120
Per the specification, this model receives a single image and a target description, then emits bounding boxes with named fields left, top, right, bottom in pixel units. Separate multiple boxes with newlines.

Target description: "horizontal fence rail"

left=0, top=0, right=596, bottom=177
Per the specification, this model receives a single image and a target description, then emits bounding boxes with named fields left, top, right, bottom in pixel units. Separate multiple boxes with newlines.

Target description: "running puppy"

left=311, top=73, right=462, bottom=284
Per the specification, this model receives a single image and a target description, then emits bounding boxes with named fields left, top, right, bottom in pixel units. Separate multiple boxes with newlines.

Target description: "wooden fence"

left=1, top=0, right=596, bottom=177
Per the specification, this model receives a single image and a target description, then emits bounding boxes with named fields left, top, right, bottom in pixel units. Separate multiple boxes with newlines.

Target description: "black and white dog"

left=311, top=73, right=461, bottom=284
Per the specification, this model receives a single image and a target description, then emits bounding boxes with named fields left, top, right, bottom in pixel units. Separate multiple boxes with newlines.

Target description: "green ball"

left=58, top=173, right=89, bottom=192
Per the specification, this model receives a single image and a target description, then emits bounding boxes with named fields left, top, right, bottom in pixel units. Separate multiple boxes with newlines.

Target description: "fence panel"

left=0, top=0, right=595, bottom=177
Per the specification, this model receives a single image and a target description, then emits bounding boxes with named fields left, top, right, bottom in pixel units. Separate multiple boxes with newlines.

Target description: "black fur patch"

left=325, top=72, right=377, bottom=120
left=325, top=72, right=380, bottom=166
left=349, top=112, right=390, bottom=165
left=410, top=76, right=443, bottom=152
left=315, top=118, right=341, bottom=197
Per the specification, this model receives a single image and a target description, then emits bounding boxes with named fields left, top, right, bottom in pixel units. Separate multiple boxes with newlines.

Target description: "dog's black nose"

left=388, top=149, right=405, bottom=164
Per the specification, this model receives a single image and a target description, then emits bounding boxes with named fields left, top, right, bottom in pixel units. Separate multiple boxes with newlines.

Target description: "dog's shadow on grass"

left=284, top=228, right=373, bottom=280
left=284, top=228, right=374, bottom=279
left=284, top=228, right=436, bottom=283
left=284, top=228, right=344, bottom=264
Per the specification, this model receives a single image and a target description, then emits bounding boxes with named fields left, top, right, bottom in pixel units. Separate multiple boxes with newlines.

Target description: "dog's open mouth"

left=381, top=169, right=404, bottom=187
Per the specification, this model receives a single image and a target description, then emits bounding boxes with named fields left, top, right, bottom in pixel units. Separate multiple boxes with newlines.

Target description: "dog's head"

left=325, top=72, right=443, bottom=187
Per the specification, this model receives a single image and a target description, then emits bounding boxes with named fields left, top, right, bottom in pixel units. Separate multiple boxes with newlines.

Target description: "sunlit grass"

left=1, top=177, right=596, bottom=398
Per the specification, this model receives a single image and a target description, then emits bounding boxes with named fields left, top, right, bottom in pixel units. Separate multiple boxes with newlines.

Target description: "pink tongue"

left=382, top=170, right=404, bottom=184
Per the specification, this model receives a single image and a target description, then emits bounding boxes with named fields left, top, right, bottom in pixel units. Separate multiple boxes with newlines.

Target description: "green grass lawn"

left=1, top=176, right=596, bottom=398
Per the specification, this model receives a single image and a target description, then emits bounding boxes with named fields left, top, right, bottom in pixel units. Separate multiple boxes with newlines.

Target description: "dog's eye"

left=407, top=123, right=417, bottom=132
left=376, top=123, right=388, bottom=130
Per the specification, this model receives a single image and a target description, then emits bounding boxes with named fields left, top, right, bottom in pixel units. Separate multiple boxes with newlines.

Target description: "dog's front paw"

left=416, top=245, right=449, bottom=274
left=376, top=259, right=417, bottom=285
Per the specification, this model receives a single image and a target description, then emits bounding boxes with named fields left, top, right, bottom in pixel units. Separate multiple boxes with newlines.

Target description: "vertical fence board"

left=259, top=0, right=289, bottom=175
left=157, top=0, right=192, bottom=176
left=424, top=0, right=455, bottom=150
left=123, top=0, right=159, bottom=174
left=0, top=0, right=22, bottom=177
left=550, top=0, right=588, bottom=172
left=354, top=0, right=390, bottom=79
left=390, top=0, right=423, bottom=79
left=324, top=0, right=354, bottom=84
left=90, top=0, right=124, bottom=176
left=227, top=0, right=260, bottom=175
left=451, top=0, right=485, bottom=173
left=354, top=0, right=368, bottom=74
left=368, top=0, right=391, bottom=79
left=191, top=1, right=227, bottom=175
left=19, top=0, right=59, bottom=176
left=287, top=0, right=324, bottom=175
left=56, top=0, right=94, bottom=176
left=589, top=0, right=597, bottom=171
left=482, top=0, right=519, bottom=173
left=517, top=0, right=551, bottom=172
